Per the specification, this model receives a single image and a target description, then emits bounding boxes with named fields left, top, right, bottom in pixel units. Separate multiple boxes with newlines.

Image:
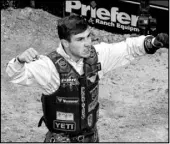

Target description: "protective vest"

left=38, top=46, right=101, bottom=135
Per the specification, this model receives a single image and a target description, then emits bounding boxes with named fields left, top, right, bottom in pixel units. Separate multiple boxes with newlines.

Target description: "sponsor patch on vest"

left=61, top=77, right=79, bottom=89
left=90, top=85, right=99, bottom=100
left=93, top=127, right=98, bottom=142
left=56, top=97, right=79, bottom=104
left=61, top=78, right=77, bottom=83
left=81, top=87, right=86, bottom=119
left=56, top=58, right=67, bottom=69
left=53, top=120, right=76, bottom=131
left=87, top=114, right=93, bottom=127
left=96, top=109, right=99, bottom=120
left=88, top=96, right=98, bottom=112
left=56, top=111, right=74, bottom=121
left=87, top=74, right=97, bottom=83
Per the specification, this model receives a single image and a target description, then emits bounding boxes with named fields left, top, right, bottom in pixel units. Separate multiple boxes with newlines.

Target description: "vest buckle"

left=77, top=135, right=85, bottom=142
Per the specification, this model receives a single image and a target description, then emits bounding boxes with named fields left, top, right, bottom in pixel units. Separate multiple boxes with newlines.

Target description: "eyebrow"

left=75, top=32, right=91, bottom=40
left=75, top=36, right=84, bottom=40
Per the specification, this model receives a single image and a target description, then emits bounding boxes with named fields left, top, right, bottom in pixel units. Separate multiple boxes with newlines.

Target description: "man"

left=6, top=14, right=168, bottom=142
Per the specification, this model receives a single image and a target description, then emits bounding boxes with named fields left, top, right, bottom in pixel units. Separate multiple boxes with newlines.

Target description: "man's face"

left=67, top=28, right=92, bottom=61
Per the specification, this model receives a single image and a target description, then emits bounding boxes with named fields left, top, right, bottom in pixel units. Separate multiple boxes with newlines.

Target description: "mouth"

left=84, top=48, right=91, bottom=54
left=86, top=46, right=92, bottom=52
left=83, top=46, right=92, bottom=57
left=82, top=50, right=90, bottom=58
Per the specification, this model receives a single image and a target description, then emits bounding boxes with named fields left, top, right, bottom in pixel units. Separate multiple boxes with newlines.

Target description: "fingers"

left=28, top=48, right=39, bottom=59
left=153, top=39, right=163, bottom=47
left=156, top=33, right=169, bottom=48
left=18, top=48, right=40, bottom=63
left=26, top=48, right=40, bottom=62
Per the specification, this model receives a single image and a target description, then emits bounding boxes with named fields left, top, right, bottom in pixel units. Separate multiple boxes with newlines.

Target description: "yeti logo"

left=53, top=120, right=76, bottom=131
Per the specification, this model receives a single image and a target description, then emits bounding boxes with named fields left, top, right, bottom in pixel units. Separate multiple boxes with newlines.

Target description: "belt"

left=45, top=129, right=96, bottom=142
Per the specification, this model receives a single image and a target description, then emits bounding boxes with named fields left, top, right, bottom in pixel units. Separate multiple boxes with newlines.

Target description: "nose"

left=84, top=37, right=92, bottom=48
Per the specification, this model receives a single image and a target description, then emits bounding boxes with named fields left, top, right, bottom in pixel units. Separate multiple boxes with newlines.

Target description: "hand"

left=153, top=33, right=169, bottom=48
left=17, top=48, right=40, bottom=63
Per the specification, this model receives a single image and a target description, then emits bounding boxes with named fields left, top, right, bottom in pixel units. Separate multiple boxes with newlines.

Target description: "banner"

left=65, top=0, right=169, bottom=34
left=1, top=0, right=167, bottom=34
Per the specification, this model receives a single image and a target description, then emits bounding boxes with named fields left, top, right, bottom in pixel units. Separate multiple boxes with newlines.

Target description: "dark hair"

left=57, top=14, right=88, bottom=42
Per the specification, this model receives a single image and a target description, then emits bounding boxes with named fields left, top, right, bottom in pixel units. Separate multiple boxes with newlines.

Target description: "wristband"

left=144, top=36, right=158, bottom=54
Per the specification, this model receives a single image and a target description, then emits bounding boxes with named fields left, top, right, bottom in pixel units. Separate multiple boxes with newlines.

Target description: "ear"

left=61, top=39, right=69, bottom=48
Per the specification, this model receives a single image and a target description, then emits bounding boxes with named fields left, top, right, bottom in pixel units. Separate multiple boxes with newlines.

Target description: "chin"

left=83, top=53, right=91, bottom=58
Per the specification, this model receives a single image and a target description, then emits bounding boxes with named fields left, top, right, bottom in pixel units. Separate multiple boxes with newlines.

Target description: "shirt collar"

left=56, top=43, right=83, bottom=64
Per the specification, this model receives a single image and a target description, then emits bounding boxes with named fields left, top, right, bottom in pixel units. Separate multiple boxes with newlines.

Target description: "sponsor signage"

left=90, top=85, right=99, bottom=100
left=87, top=113, right=93, bottom=127
left=56, top=58, right=67, bottom=68
left=88, top=95, right=98, bottom=112
left=53, top=120, right=76, bottom=131
left=61, top=78, right=77, bottom=83
left=56, top=96, right=79, bottom=104
left=96, top=108, right=99, bottom=120
left=81, top=87, right=86, bottom=119
left=61, top=77, right=79, bottom=86
left=56, top=111, right=74, bottom=121
left=65, top=0, right=168, bottom=34
left=87, top=74, right=97, bottom=83
left=66, top=1, right=139, bottom=33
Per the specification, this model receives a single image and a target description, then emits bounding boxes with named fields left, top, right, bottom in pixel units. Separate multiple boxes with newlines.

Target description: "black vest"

left=39, top=46, right=101, bottom=135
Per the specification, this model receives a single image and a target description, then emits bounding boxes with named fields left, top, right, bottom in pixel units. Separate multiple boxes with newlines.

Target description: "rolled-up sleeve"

left=94, top=35, right=146, bottom=78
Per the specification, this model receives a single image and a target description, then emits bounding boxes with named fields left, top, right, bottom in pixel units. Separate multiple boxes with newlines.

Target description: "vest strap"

left=38, top=116, right=45, bottom=127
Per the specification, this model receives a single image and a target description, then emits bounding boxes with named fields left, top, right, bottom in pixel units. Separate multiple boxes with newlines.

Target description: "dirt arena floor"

left=1, top=7, right=169, bottom=143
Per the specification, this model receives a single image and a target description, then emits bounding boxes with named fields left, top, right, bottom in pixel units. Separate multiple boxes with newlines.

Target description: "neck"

left=62, top=44, right=81, bottom=63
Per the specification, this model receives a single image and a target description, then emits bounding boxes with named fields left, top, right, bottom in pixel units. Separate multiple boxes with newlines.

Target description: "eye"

left=78, top=38, right=84, bottom=41
left=88, top=33, right=92, bottom=38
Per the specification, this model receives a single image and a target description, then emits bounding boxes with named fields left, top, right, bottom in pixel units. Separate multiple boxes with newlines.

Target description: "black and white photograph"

left=1, top=0, right=169, bottom=142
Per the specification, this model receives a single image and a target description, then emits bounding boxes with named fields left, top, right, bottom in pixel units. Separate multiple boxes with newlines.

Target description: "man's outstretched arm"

left=94, top=33, right=168, bottom=78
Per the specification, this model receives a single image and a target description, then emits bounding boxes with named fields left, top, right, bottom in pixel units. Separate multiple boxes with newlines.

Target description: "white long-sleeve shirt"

left=6, top=35, right=147, bottom=95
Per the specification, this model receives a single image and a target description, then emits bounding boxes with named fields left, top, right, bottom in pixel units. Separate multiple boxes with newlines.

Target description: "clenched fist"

left=153, top=33, right=169, bottom=48
left=17, top=48, right=40, bottom=63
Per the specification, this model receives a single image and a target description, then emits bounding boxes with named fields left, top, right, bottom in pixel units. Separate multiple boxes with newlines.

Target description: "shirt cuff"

left=12, top=57, right=25, bottom=71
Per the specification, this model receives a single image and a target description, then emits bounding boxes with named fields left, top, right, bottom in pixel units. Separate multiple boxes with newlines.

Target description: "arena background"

left=1, top=0, right=169, bottom=143
left=0, top=0, right=169, bottom=34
